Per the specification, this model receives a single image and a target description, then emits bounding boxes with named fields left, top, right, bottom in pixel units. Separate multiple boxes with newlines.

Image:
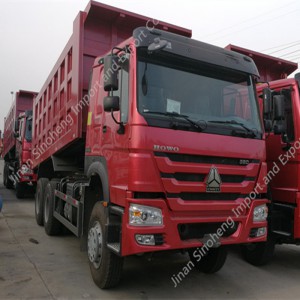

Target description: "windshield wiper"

left=144, top=111, right=206, bottom=131
left=208, top=120, right=257, bottom=138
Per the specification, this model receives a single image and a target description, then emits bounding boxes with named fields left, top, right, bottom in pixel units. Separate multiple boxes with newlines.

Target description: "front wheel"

left=241, top=239, right=275, bottom=266
left=189, top=246, right=228, bottom=274
left=88, top=202, right=124, bottom=289
left=16, top=182, right=26, bottom=199
left=35, top=178, right=49, bottom=226
left=4, top=162, right=13, bottom=189
left=44, top=181, right=62, bottom=235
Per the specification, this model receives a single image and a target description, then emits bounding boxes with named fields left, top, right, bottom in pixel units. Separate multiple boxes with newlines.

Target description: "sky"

left=1, top=0, right=300, bottom=133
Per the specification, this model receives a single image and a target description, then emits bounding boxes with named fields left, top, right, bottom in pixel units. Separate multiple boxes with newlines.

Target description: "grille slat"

left=167, top=193, right=246, bottom=201
left=161, top=172, right=255, bottom=183
left=155, top=152, right=260, bottom=166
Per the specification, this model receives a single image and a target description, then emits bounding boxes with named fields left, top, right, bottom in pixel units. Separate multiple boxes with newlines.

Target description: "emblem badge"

left=206, top=167, right=222, bottom=192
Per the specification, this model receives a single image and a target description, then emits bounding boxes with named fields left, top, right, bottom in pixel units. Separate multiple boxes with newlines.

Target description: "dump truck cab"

left=85, top=28, right=268, bottom=260
left=226, top=44, right=300, bottom=265
left=3, top=90, right=37, bottom=198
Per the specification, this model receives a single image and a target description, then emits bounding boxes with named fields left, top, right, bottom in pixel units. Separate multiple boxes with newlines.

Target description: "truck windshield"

left=137, top=51, right=262, bottom=139
left=25, top=119, right=32, bottom=142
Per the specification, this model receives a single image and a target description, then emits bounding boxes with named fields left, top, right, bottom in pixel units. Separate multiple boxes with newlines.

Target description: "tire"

left=4, top=162, right=13, bottom=189
left=16, top=182, right=26, bottom=199
left=44, top=181, right=62, bottom=235
left=35, top=178, right=49, bottom=226
left=88, top=202, right=124, bottom=289
left=189, top=246, right=228, bottom=274
left=241, top=239, right=275, bottom=266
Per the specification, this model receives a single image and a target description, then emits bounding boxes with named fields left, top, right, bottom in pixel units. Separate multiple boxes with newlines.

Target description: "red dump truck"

left=3, top=90, right=37, bottom=198
left=226, top=44, right=300, bottom=265
left=0, top=131, right=3, bottom=157
left=32, top=1, right=268, bottom=288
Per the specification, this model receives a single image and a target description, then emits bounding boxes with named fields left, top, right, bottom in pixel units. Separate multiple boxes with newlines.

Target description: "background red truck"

left=2, top=90, right=37, bottom=198
left=31, top=1, right=268, bottom=289
left=0, top=130, right=3, bottom=157
left=226, top=44, right=300, bottom=265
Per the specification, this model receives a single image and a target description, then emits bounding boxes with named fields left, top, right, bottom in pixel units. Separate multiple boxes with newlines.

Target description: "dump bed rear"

left=32, top=0, right=191, bottom=168
left=3, top=90, right=36, bottom=159
left=225, top=44, right=298, bottom=81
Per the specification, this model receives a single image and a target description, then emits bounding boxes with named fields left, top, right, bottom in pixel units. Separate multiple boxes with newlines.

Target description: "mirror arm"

left=110, top=110, right=125, bottom=135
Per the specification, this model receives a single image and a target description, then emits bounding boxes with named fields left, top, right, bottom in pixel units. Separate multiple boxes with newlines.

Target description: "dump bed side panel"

left=32, top=1, right=192, bottom=169
left=225, top=44, right=298, bottom=81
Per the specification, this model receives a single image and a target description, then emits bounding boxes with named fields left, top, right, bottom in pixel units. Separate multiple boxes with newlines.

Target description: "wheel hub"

left=88, top=221, right=102, bottom=268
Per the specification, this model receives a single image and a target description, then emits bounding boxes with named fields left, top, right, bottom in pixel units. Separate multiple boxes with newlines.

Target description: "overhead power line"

left=267, top=42, right=300, bottom=55
left=208, top=8, right=300, bottom=43
left=200, top=0, right=298, bottom=40
left=261, top=39, right=300, bottom=52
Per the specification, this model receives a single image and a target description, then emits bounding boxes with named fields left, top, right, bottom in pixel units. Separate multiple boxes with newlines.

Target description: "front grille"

left=161, top=172, right=255, bottom=183
left=167, top=193, right=245, bottom=201
left=155, top=152, right=259, bottom=166
left=178, top=222, right=239, bottom=240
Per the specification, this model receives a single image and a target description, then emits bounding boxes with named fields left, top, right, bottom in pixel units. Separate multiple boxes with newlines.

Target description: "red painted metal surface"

left=3, top=90, right=36, bottom=159
left=85, top=39, right=269, bottom=255
left=225, top=44, right=298, bottom=81
left=32, top=0, right=191, bottom=168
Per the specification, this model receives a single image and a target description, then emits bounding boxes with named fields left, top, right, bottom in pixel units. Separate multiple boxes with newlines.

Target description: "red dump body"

left=225, top=44, right=298, bottom=81
left=32, top=0, right=191, bottom=168
left=3, top=90, right=36, bottom=159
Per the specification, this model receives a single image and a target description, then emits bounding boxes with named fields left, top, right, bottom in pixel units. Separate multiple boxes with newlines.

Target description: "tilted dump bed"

left=3, top=90, right=36, bottom=159
left=225, top=44, right=298, bottom=81
left=32, top=0, right=191, bottom=168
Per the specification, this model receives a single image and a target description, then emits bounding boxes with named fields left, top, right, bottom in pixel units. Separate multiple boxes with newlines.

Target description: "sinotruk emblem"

left=206, top=167, right=222, bottom=192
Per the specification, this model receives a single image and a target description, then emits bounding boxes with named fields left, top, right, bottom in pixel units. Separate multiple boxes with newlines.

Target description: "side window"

left=18, top=119, right=23, bottom=139
left=282, top=89, right=294, bottom=141
left=120, top=67, right=129, bottom=123
left=113, top=63, right=129, bottom=123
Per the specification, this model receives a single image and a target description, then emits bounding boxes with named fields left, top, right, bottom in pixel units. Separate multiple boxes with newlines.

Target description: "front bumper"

left=120, top=197, right=268, bottom=256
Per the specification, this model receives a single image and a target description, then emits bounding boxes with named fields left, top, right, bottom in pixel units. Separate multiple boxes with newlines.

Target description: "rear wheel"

left=241, top=238, right=275, bottom=266
left=44, top=181, right=62, bottom=235
left=189, top=246, right=228, bottom=274
left=35, top=178, right=49, bottom=226
left=16, top=182, right=26, bottom=199
left=88, top=202, right=124, bottom=289
left=4, top=162, right=13, bottom=189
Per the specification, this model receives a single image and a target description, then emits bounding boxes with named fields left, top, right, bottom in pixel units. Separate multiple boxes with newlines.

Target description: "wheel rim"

left=88, top=221, right=103, bottom=269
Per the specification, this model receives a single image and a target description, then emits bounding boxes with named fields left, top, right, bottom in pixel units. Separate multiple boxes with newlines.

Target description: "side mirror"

left=14, top=120, right=19, bottom=133
left=264, top=119, right=272, bottom=132
left=104, top=55, right=119, bottom=91
left=104, top=96, right=120, bottom=112
left=262, top=88, right=272, bottom=116
left=273, top=95, right=285, bottom=120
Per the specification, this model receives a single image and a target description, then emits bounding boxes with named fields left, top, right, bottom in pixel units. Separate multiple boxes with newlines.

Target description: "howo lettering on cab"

left=226, top=44, right=300, bottom=265
left=32, top=1, right=268, bottom=289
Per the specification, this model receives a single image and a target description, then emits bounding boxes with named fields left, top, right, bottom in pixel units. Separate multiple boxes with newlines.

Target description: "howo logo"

left=206, top=166, right=222, bottom=193
left=153, top=145, right=180, bottom=152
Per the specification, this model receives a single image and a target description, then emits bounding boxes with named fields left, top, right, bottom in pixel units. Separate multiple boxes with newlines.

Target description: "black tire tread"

left=35, top=178, right=49, bottom=226
left=44, top=181, right=62, bottom=236
left=88, top=202, right=123, bottom=289
left=189, top=246, right=227, bottom=274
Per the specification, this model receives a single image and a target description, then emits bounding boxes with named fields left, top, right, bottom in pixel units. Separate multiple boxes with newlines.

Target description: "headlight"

left=129, top=204, right=163, bottom=226
left=253, top=204, right=268, bottom=222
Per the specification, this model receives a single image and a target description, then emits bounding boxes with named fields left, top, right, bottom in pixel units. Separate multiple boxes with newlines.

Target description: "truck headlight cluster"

left=129, top=204, right=163, bottom=226
left=253, top=204, right=268, bottom=222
